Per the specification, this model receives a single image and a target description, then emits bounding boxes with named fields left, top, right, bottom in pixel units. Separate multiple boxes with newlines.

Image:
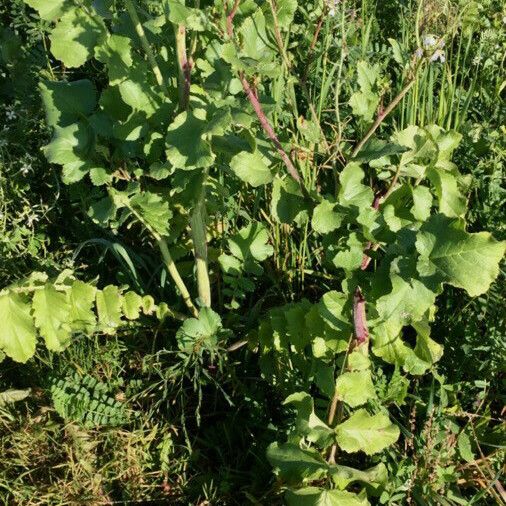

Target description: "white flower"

left=326, top=0, right=339, bottom=16
left=415, top=47, right=424, bottom=58
left=430, top=49, right=446, bottom=63
left=423, top=35, right=437, bottom=48
left=6, top=109, right=16, bottom=120
left=26, top=214, right=39, bottom=227
left=20, top=163, right=32, bottom=175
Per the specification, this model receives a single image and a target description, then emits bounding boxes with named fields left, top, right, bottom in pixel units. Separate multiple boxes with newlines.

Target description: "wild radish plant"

left=0, top=1, right=504, bottom=503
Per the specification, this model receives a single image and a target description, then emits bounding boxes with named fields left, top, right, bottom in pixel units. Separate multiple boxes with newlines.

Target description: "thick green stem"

left=158, top=239, right=199, bottom=318
left=125, top=0, right=165, bottom=88
left=172, top=12, right=211, bottom=307
left=190, top=184, right=211, bottom=307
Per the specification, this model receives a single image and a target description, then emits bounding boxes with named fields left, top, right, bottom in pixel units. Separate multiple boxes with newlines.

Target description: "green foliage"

left=50, top=372, right=129, bottom=428
left=0, top=272, right=164, bottom=363
left=0, top=0, right=504, bottom=503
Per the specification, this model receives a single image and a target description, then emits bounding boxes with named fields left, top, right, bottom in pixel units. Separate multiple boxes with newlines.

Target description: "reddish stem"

left=226, top=0, right=305, bottom=188
left=353, top=287, right=369, bottom=345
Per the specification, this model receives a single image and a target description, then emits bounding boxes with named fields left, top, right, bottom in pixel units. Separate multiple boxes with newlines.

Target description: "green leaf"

left=228, top=222, right=274, bottom=264
left=0, top=388, right=31, bottom=406
left=348, top=61, right=380, bottom=122
left=40, top=80, right=97, bottom=128
left=230, top=150, right=273, bottom=187
left=266, top=442, right=328, bottom=483
left=411, top=185, right=432, bottom=221
left=96, top=285, right=123, bottom=334
left=166, top=110, right=214, bottom=169
left=43, top=122, right=93, bottom=167
left=284, top=392, right=334, bottom=447
left=271, top=176, right=310, bottom=225
left=331, top=233, right=363, bottom=272
left=349, top=91, right=379, bottom=122
left=338, top=163, right=374, bottom=211
left=375, top=257, right=437, bottom=332
left=0, top=293, right=36, bottom=363
left=285, top=488, right=370, bottom=506
left=239, top=9, right=275, bottom=62
left=23, top=0, right=71, bottom=21
left=69, top=280, right=97, bottom=333
left=32, top=285, right=72, bottom=352
left=335, top=409, right=400, bottom=455
left=426, top=167, right=467, bottom=218
left=165, top=0, right=208, bottom=31
left=130, top=191, right=172, bottom=237
left=415, top=214, right=506, bottom=297
left=329, top=462, right=387, bottom=490
left=122, top=291, right=143, bottom=320
left=312, top=199, right=343, bottom=234
left=95, top=34, right=133, bottom=85
left=176, top=307, right=222, bottom=353
left=335, top=370, right=376, bottom=408
left=457, top=431, right=475, bottom=463
left=265, top=0, right=298, bottom=29
left=49, top=9, right=107, bottom=68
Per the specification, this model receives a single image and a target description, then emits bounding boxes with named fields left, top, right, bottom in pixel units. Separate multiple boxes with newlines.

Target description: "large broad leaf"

left=266, top=442, right=328, bottom=483
left=264, top=0, right=298, bottom=29
left=284, top=392, right=334, bottom=447
left=166, top=110, right=215, bottom=169
left=95, top=34, right=133, bottom=85
left=374, top=256, right=437, bottom=333
left=371, top=320, right=442, bottom=375
left=271, top=176, right=311, bottom=225
left=230, top=150, right=273, bottom=187
left=32, top=285, right=72, bottom=352
left=239, top=9, right=275, bottom=62
left=23, top=0, right=72, bottom=21
left=348, top=61, right=380, bottom=122
left=415, top=214, right=506, bottom=297
left=329, top=462, right=387, bottom=490
left=130, top=191, right=172, bottom=237
left=43, top=121, right=93, bottom=166
left=426, top=167, right=467, bottom=218
left=335, top=409, right=400, bottom=455
left=40, top=80, right=97, bottom=128
left=122, top=291, right=143, bottom=320
left=0, top=293, right=36, bottom=363
left=330, top=233, right=363, bottom=272
left=312, top=199, right=343, bottom=234
left=335, top=370, right=376, bottom=408
left=117, top=65, right=163, bottom=118
left=176, top=307, right=222, bottom=353
left=285, top=487, right=370, bottom=506
left=96, top=285, right=123, bottom=335
left=49, top=9, right=107, bottom=68
left=69, top=280, right=97, bottom=333
left=338, top=163, right=374, bottom=211
left=228, top=222, right=274, bottom=265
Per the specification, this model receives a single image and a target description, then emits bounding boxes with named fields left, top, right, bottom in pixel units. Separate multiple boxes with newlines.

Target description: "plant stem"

left=124, top=0, right=165, bottom=88
left=171, top=8, right=210, bottom=307
left=268, top=0, right=330, bottom=154
left=158, top=239, right=199, bottom=318
left=174, top=23, right=191, bottom=110
left=226, top=0, right=308, bottom=195
left=351, top=78, right=416, bottom=158
left=190, top=176, right=212, bottom=307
